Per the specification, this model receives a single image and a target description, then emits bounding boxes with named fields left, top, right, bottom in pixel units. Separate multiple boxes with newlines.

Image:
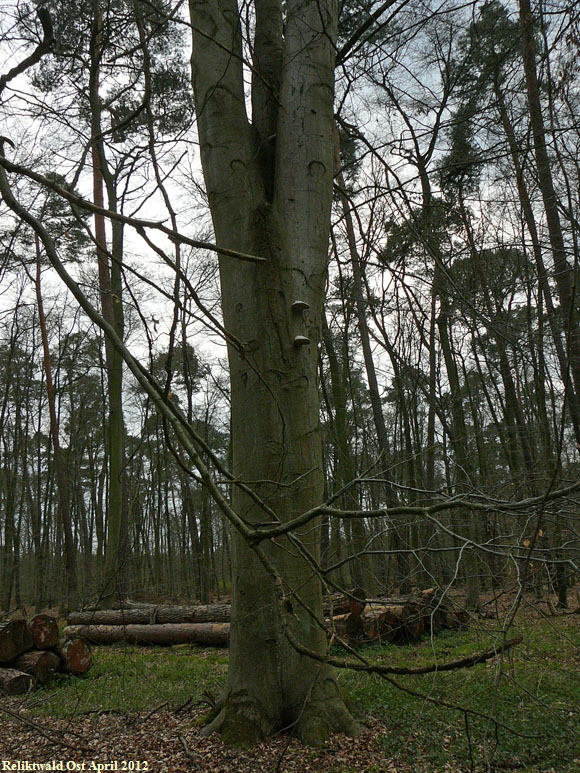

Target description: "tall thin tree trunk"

left=90, top=3, right=127, bottom=605
left=34, top=235, right=78, bottom=608
left=333, top=143, right=410, bottom=594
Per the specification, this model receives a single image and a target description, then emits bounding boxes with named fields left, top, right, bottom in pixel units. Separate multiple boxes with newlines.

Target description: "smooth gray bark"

left=189, top=0, right=361, bottom=745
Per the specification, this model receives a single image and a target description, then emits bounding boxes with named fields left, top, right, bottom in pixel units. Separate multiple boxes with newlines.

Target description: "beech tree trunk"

left=189, top=0, right=361, bottom=746
left=90, top=2, right=128, bottom=606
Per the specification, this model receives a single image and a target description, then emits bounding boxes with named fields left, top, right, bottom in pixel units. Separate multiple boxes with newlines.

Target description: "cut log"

left=327, top=612, right=366, bottom=642
left=63, top=623, right=230, bottom=648
left=13, top=650, right=61, bottom=685
left=28, top=614, right=60, bottom=650
left=57, top=637, right=92, bottom=675
left=337, top=589, right=466, bottom=646
left=322, top=592, right=362, bottom=617
left=70, top=596, right=365, bottom=625
left=67, top=603, right=232, bottom=626
left=361, top=605, right=408, bottom=643
left=0, top=619, right=34, bottom=662
left=0, top=667, right=35, bottom=695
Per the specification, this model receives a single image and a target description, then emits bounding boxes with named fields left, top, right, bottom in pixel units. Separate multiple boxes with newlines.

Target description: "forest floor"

left=1, top=590, right=579, bottom=772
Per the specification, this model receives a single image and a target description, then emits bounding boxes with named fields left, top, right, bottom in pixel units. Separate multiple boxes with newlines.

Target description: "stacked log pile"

left=329, top=588, right=470, bottom=646
left=64, top=604, right=231, bottom=647
left=0, top=616, right=91, bottom=695
left=65, top=589, right=468, bottom=649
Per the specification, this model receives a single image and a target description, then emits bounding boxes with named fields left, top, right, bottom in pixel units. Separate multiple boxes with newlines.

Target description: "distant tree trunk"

left=518, top=0, right=580, bottom=609
left=321, top=312, right=371, bottom=595
left=333, top=152, right=409, bottom=594
left=519, top=0, right=580, bottom=420
left=34, top=235, right=78, bottom=608
left=90, top=3, right=127, bottom=605
left=493, top=75, right=580, bottom=444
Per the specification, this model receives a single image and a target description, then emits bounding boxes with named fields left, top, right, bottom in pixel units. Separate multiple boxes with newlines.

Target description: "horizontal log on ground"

left=322, top=592, right=360, bottom=617
left=29, top=614, right=60, bottom=649
left=330, top=588, right=469, bottom=646
left=67, top=604, right=232, bottom=626
left=0, top=619, right=34, bottom=662
left=63, top=623, right=230, bottom=647
left=58, top=637, right=92, bottom=675
left=362, top=604, right=425, bottom=644
left=13, top=650, right=61, bottom=685
left=326, top=612, right=372, bottom=642
left=0, top=667, right=35, bottom=695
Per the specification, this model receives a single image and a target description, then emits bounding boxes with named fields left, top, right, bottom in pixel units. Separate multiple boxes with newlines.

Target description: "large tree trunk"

left=189, top=0, right=360, bottom=746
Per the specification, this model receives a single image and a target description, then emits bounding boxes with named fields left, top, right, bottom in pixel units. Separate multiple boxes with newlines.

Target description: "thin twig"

left=143, top=701, right=169, bottom=720
left=176, top=732, right=200, bottom=763
left=0, top=705, right=94, bottom=753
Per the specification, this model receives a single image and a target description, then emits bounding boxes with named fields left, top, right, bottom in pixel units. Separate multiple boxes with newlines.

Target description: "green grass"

left=338, top=615, right=580, bottom=771
left=25, top=645, right=227, bottom=717
left=23, top=612, right=580, bottom=771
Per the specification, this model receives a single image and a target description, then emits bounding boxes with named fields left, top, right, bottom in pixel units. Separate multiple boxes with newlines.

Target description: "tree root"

left=295, top=676, right=365, bottom=747
left=200, top=679, right=364, bottom=748
left=200, top=691, right=276, bottom=749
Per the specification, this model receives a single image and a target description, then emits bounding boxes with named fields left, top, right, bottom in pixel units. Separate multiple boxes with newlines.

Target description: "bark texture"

left=63, top=623, right=230, bottom=648
left=189, top=0, right=361, bottom=745
left=67, top=604, right=232, bottom=626
left=57, top=637, right=92, bottom=675
left=0, top=620, right=34, bottom=662
left=0, top=667, right=35, bottom=695
left=13, top=650, right=61, bottom=685
left=29, top=613, right=60, bottom=649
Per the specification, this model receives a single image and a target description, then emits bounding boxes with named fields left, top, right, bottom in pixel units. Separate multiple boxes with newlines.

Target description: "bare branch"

left=0, top=8, right=54, bottom=100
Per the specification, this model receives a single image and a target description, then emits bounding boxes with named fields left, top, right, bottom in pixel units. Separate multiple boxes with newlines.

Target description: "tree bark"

left=189, top=0, right=361, bottom=745
left=13, top=650, right=61, bottom=685
left=63, top=623, right=229, bottom=648
left=90, top=0, right=128, bottom=606
left=57, top=637, right=92, bottom=675
left=67, top=604, right=232, bottom=626
left=0, top=667, right=35, bottom=695
left=0, top=620, right=34, bottom=662
left=29, top=613, right=60, bottom=650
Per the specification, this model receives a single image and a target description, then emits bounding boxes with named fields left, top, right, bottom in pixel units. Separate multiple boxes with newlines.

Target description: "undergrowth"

left=20, top=608, right=580, bottom=772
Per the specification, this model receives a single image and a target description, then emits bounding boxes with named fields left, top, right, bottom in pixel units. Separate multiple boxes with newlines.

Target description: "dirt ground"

left=0, top=704, right=416, bottom=773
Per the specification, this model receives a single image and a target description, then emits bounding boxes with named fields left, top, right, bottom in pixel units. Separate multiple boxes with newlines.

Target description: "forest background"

left=1, top=0, right=580, bottom=761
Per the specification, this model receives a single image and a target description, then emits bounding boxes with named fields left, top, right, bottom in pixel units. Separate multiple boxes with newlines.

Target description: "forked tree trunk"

left=190, top=0, right=361, bottom=746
